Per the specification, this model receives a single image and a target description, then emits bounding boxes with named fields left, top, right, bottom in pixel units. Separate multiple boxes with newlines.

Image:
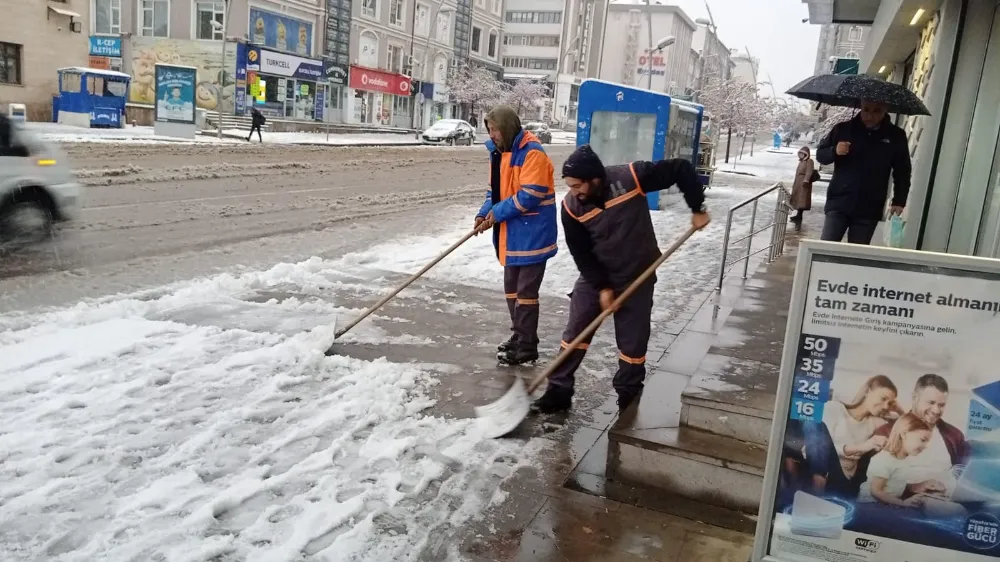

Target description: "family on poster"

left=765, top=251, right=1000, bottom=562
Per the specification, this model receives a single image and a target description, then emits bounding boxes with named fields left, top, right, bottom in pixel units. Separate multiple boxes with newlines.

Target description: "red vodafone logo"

left=349, top=65, right=412, bottom=96
left=361, top=72, right=389, bottom=89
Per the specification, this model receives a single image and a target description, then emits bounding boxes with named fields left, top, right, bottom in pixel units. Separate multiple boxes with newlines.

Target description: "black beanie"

left=562, top=144, right=606, bottom=181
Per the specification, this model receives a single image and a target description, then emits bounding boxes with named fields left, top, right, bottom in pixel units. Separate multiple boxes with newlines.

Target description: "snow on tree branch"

left=446, top=64, right=505, bottom=109
left=814, top=106, right=856, bottom=140
left=501, top=80, right=548, bottom=115
left=697, top=77, right=772, bottom=134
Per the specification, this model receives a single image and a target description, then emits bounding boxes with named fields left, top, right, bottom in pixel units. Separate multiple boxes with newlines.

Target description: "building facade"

left=813, top=23, right=869, bottom=75
left=0, top=0, right=90, bottom=120
left=690, top=22, right=732, bottom=101
left=729, top=51, right=758, bottom=87
left=597, top=2, right=695, bottom=96
left=5, top=0, right=504, bottom=129
left=803, top=0, right=1000, bottom=258
left=501, top=0, right=597, bottom=124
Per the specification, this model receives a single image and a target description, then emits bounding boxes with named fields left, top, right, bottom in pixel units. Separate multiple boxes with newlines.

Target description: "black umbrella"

left=786, top=74, right=931, bottom=116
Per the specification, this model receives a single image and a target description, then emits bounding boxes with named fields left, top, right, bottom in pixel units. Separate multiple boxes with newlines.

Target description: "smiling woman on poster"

left=800, top=375, right=902, bottom=497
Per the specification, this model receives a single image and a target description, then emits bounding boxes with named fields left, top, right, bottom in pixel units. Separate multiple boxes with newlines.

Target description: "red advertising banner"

left=349, top=66, right=411, bottom=96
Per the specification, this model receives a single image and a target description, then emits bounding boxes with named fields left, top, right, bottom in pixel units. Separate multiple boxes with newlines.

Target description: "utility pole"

left=644, top=0, right=654, bottom=90
left=217, top=0, right=231, bottom=138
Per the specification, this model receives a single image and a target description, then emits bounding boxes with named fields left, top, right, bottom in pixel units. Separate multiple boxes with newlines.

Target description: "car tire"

left=0, top=200, right=54, bottom=251
left=448, top=137, right=455, bottom=146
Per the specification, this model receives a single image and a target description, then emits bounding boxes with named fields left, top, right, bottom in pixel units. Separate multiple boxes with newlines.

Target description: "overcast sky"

left=663, top=0, right=820, bottom=95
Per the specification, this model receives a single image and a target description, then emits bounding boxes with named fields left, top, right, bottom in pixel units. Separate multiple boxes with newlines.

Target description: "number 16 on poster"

left=790, top=334, right=840, bottom=422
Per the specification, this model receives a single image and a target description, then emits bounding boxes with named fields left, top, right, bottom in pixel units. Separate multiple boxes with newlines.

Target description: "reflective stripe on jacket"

left=477, top=130, right=558, bottom=266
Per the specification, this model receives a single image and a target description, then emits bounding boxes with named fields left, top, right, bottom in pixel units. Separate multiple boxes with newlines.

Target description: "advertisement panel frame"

left=154, top=63, right=197, bottom=125
left=753, top=239, right=1000, bottom=562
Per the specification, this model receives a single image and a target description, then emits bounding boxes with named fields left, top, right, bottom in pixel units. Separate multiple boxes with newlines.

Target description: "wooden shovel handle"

left=526, top=226, right=699, bottom=394
left=335, top=229, right=478, bottom=339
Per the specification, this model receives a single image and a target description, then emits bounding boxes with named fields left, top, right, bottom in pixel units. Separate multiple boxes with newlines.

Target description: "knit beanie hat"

left=562, top=144, right=606, bottom=181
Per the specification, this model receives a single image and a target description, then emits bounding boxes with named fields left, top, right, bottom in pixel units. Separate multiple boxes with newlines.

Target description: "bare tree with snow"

left=501, top=79, right=548, bottom=117
left=814, top=106, right=856, bottom=141
left=697, top=77, right=771, bottom=162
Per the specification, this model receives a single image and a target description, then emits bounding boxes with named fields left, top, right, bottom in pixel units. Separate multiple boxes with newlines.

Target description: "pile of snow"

left=549, top=130, right=577, bottom=145
left=0, top=262, right=535, bottom=561
left=0, top=146, right=801, bottom=560
left=26, top=123, right=236, bottom=145
left=340, top=192, right=799, bottom=326
left=226, top=130, right=422, bottom=146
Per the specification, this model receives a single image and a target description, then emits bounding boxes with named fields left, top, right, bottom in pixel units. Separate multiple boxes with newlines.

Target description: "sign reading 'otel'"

left=349, top=65, right=411, bottom=96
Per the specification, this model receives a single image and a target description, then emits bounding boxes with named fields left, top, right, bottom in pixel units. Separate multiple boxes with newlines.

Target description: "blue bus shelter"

left=53, top=67, right=131, bottom=128
left=575, top=79, right=704, bottom=209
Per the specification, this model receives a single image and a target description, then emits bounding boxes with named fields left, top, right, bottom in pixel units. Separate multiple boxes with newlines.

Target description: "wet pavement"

left=164, top=261, right=758, bottom=561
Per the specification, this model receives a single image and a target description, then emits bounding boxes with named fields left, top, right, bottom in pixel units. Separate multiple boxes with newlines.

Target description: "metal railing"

left=716, top=182, right=791, bottom=292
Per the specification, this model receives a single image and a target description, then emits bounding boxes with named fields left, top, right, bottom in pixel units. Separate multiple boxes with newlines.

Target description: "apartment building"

left=597, top=2, right=695, bottom=96
left=501, top=0, right=597, bottom=123
left=729, top=51, right=758, bottom=86
left=689, top=22, right=732, bottom=100
left=0, top=0, right=89, bottom=120
left=813, top=23, right=869, bottom=75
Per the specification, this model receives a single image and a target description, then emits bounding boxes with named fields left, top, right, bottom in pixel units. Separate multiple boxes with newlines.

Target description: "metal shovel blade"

left=474, top=377, right=531, bottom=439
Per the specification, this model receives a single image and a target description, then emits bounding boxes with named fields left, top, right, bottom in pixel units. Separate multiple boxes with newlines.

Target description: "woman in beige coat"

left=790, top=146, right=815, bottom=228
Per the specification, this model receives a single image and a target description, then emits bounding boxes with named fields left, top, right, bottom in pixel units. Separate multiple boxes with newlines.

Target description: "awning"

left=48, top=5, right=81, bottom=18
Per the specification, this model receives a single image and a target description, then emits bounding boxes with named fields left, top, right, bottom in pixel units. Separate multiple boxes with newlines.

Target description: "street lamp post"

left=645, top=36, right=675, bottom=91
left=550, top=36, right=579, bottom=126
left=215, top=0, right=231, bottom=139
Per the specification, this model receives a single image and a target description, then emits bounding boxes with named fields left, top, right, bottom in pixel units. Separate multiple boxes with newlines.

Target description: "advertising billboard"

left=155, top=64, right=197, bottom=124
left=754, top=240, right=1000, bottom=562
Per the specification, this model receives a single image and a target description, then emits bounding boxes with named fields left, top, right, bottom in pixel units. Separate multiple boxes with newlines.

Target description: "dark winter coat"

left=251, top=108, right=266, bottom=127
left=790, top=147, right=815, bottom=211
left=815, top=115, right=911, bottom=221
left=562, top=159, right=705, bottom=291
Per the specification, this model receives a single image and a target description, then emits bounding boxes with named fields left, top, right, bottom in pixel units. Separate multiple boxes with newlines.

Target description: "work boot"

left=531, top=386, right=573, bottom=414
left=497, top=334, right=518, bottom=353
left=497, top=342, right=539, bottom=366
left=616, top=389, right=643, bottom=412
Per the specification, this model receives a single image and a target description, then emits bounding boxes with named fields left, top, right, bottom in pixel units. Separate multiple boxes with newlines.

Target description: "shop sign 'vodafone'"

left=349, top=66, right=411, bottom=96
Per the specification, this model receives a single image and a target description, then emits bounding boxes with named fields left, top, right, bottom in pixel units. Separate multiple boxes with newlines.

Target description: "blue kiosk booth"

left=575, top=79, right=704, bottom=210
left=53, top=67, right=131, bottom=128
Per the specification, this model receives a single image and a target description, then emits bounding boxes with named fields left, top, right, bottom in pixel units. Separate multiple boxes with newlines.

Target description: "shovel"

left=325, top=229, right=478, bottom=354
left=475, top=226, right=700, bottom=438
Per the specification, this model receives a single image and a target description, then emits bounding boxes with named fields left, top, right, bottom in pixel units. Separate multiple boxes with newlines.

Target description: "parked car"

left=0, top=119, right=82, bottom=249
left=524, top=122, right=552, bottom=144
left=421, top=119, right=476, bottom=146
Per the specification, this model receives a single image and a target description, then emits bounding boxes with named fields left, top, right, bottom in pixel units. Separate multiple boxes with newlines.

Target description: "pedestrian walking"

left=247, top=107, right=265, bottom=143
left=815, top=100, right=911, bottom=244
left=474, top=105, right=558, bottom=366
left=790, top=146, right=817, bottom=229
left=531, top=144, right=710, bottom=414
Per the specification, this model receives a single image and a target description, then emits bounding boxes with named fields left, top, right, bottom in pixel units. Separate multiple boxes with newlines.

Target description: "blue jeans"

left=821, top=211, right=878, bottom=244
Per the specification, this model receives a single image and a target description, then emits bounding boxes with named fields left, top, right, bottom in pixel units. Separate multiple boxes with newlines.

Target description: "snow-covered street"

left=0, top=142, right=805, bottom=561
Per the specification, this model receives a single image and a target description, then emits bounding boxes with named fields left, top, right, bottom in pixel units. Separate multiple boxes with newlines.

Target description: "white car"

left=0, top=119, right=82, bottom=249
left=420, top=119, right=476, bottom=146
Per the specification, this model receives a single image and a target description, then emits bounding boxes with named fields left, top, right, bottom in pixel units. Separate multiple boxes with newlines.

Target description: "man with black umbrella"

left=816, top=100, right=912, bottom=244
